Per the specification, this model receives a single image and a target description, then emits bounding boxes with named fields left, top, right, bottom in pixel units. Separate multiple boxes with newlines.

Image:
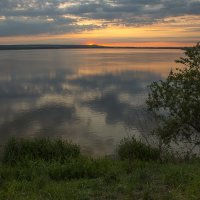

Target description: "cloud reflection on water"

left=0, top=49, right=183, bottom=155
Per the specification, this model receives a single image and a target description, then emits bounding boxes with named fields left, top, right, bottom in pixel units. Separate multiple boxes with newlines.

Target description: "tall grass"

left=117, top=137, right=160, bottom=161
left=0, top=138, right=200, bottom=199
left=2, top=138, right=80, bottom=164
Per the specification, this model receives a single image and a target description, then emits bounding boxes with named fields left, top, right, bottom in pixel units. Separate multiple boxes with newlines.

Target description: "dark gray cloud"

left=0, top=0, right=199, bottom=37
left=0, top=104, right=76, bottom=136
left=83, top=92, right=156, bottom=134
left=69, top=71, right=160, bottom=94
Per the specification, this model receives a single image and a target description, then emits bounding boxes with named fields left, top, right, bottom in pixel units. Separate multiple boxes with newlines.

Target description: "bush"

left=117, top=137, right=160, bottom=161
left=2, top=138, right=80, bottom=165
left=147, top=43, right=200, bottom=147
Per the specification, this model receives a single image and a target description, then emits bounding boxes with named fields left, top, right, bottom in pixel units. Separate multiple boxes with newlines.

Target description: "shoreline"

left=0, top=44, right=186, bottom=51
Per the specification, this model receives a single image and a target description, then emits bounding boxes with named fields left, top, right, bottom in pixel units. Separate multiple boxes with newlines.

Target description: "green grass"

left=0, top=138, right=200, bottom=200
left=117, top=137, right=160, bottom=161
left=2, top=138, right=80, bottom=164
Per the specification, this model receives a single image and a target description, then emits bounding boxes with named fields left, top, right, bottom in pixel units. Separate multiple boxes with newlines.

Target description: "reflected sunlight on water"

left=0, top=49, right=183, bottom=155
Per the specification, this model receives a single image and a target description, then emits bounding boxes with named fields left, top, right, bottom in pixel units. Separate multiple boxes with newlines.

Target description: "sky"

left=0, top=0, right=200, bottom=47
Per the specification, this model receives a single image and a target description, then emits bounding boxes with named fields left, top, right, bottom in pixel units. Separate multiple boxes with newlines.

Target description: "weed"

left=117, top=137, right=160, bottom=161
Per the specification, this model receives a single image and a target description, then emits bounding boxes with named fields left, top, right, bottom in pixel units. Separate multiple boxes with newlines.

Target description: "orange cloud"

left=0, top=15, right=199, bottom=47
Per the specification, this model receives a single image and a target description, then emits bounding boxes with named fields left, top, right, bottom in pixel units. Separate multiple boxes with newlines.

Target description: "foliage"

left=1, top=157, right=200, bottom=199
left=2, top=138, right=80, bottom=164
left=147, top=43, right=200, bottom=146
left=0, top=138, right=200, bottom=199
left=117, top=137, right=160, bottom=161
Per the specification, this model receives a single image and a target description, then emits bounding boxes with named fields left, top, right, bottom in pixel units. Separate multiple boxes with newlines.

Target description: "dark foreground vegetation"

left=147, top=43, right=200, bottom=153
left=0, top=137, right=200, bottom=200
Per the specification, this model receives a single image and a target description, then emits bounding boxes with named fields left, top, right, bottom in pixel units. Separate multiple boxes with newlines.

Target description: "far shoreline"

left=0, top=44, right=187, bottom=51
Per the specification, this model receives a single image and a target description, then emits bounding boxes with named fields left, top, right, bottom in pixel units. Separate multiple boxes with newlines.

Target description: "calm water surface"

left=0, top=49, right=183, bottom=155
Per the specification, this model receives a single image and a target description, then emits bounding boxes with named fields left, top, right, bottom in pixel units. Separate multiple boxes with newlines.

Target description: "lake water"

left=0, top=49, right=183, bottom=155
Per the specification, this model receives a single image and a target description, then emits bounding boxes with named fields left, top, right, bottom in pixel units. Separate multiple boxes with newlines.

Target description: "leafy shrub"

left=2, top=138, right=80, bottom=165
left=147, top=43, right=200, bottom=147
left=117, top=137, right=160, bottom=161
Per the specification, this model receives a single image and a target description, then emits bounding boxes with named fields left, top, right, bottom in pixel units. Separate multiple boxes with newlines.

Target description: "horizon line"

left=0, top=44, right=189, bottom=50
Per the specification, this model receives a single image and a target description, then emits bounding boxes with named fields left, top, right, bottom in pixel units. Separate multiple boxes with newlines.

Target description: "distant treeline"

left=0, top=44, right=187, bottom=50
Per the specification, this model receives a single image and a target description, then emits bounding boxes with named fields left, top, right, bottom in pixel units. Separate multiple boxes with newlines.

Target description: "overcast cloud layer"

left=0, top=0, right=200, bottom=37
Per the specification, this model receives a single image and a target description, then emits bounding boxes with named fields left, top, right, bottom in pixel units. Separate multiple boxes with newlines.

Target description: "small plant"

left=2, top=138, right=80, bottom=165
left=117, top=137, right=160, bottom=161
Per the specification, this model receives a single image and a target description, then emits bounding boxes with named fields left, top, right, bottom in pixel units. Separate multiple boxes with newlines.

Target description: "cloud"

left=0, top=0, right=199, bottom=36
left=69, top=71, right=160, bottom=94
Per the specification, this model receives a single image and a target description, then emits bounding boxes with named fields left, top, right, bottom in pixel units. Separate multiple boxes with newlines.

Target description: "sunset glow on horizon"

left=0, top=1, right=199, bottom=47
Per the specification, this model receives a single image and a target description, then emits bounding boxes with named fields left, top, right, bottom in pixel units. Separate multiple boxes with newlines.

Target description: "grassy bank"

left=0, top=138, right=200, bottom=200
